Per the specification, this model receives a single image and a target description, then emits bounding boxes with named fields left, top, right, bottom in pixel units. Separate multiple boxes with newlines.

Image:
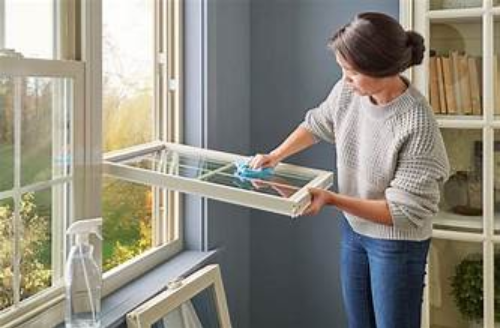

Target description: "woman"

left=250, top=12, right=450, bottom=328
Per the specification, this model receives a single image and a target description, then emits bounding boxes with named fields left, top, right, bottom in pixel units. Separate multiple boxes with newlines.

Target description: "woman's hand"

left=302, top=188, right=334, bottom=216
left=249, top=152, right=280, bottom=169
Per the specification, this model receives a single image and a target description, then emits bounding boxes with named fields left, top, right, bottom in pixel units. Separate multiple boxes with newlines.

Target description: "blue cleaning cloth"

left=234, top=159, right=274, bottom=180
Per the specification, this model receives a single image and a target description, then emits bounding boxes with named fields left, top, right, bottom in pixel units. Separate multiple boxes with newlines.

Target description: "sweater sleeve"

left=385, top=125, right=450, bottom=230
left=299, top=80, right=343, bottom=144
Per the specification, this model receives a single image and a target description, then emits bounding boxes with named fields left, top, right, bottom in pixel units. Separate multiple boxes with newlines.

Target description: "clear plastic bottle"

left=65, top=218, right=102, bottom=328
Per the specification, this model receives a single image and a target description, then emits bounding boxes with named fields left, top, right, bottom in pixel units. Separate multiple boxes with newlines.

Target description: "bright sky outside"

left=3, top=0, right=153, bottom=95
left=5, top=0, right=53, bottom=58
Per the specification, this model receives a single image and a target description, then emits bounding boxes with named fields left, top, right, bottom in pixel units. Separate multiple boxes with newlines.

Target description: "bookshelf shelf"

left=428, top=8, right=484, bottom=21
left=402, top=1, right=498, bottom=327
left=434, top=210, right=500, bottom=231
left=437, top=116, right=485, bottom=128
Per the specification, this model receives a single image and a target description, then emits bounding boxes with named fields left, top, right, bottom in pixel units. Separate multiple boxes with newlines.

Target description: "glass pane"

left=21, top=77, right=72, bottom=186
left=0, top=77, right=14, bottom=191
left=0, top=198, right=14, bottom=312
left=430, top=0, right=482, bottom=10
left=429, top=20, right=482, bottom=116
left=19, top=188, right=54, bottom=302
left=102, top=177, right=153, bottom=272
left=494, top=131, right=500, bottom=232
left=123, top=149, right=316, bottom=199
left=102, top=0, right=154, bottom=151
left=494, top=245, right=500, bottom=326
left=436, top=129, right=483, bottom=232
left=4, top=0, right=55, bottom=59
left=154, top=287, right=221, bottom=328
left=429, top=239, right=482, bottom=328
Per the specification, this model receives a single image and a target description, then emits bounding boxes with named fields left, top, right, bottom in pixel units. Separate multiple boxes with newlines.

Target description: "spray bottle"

left=65, top=218, right=102, bottom=328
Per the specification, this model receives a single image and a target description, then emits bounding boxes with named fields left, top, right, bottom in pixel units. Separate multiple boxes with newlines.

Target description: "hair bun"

left=406, top=31, right=425, bottom=66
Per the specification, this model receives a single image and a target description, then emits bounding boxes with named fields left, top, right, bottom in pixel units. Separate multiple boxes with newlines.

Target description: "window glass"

left=0, top=77, right=14, bottom=192
left=4, top=0, right=54, bottom=59
left=102, top=0, right=154, bottom=151
left=0, top=66, right=76, bottom=313
left=0, top=198, right=14, bottom=312
left=19, top=189, right=53, bottom=303
left=102, top=177, right=152, bottom=272
left=21, top=77, right=72, bottom=186
left=102, top=0, right=156, bottom=270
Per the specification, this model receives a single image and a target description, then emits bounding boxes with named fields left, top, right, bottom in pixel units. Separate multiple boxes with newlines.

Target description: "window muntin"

left=0, top=0, right=183, bottom=324
left=0, top=58, right=83, bottom=317
left=104, top=142, right=333, bottom=218
left=122, top=148, right=316, bottom=198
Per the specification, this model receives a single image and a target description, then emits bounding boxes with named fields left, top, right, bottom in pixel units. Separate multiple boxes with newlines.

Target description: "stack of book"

left=428, top=50, right=482, bottom=116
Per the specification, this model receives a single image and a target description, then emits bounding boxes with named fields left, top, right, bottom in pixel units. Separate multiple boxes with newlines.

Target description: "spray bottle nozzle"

left=67, top=218, right=103, bottom=245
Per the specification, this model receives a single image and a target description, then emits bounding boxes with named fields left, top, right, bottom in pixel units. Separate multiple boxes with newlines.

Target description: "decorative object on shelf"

left=441, top=0, right=482, bottom=9
left=475, top=140, right=500, bottom=209
left=451, top=254, right=500, bottom=325
left=443, top=170, right=482, bottom=216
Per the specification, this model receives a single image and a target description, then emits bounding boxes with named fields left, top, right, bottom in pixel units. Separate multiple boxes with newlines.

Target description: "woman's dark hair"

left=329, top=12, right=425, bottom=77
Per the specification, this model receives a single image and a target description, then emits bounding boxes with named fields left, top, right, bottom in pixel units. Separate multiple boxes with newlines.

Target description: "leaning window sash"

left=0, top=56, right=84, bottom=328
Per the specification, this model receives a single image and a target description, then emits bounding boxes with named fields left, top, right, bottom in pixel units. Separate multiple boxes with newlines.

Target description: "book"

left=437, top=56, right=447, bottom=114
left=429, top=55, right=441, bottom=114
left=495, top=55, right=500, bottom=115
left=442, top=56, right=457, bottom=114
left=458, top=53, right=472, bottom=114
left=468, top=56, right=482, bottom=116
left=450, top=51, right=463, bottom=115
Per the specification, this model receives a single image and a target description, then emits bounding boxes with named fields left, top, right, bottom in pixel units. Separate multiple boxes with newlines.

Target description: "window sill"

left=56, top=250, right=216, bottom=328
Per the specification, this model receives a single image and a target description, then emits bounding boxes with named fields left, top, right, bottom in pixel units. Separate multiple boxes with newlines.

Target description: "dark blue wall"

left=250, top=1, right=399, bottom=328
left=185, top=1, right=252, bottom=328
left=186, top=1, right=399, bottom=328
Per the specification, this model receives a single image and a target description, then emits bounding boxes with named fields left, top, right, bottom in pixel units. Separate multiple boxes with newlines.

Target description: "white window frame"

left=0, top=57, right=85, bottom=328
left=103, top=141, right=334, bottom=218
left=126, top=264, right=232, bottom=328
left=0, top=0, right=184, bottom=325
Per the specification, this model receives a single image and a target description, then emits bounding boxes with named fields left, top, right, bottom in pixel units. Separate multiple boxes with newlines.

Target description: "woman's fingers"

left=302, top=188, right=322, bottom=216
left=249, top=154, right=266, bottom=169
left=249, top=153, right=275, bottom=169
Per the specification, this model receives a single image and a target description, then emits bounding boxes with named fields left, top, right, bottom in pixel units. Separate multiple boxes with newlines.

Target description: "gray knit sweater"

left=301, top=79, right=450, bottom=241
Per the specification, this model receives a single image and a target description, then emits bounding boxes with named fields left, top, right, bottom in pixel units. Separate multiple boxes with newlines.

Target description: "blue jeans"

left=340, top=219, right=430, bottom=328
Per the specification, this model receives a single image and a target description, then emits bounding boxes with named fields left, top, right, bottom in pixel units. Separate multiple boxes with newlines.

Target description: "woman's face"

left=336, top=53, right=383, bottom=96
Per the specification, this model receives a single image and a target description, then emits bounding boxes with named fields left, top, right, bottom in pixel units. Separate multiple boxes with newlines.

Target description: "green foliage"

left=101, top=74, right=155, bottom=272
left=0, top=193, right=51, bottom=311
left=450, top=253, right=500, bottom=322
left=103, top=220, right=152, bottom=271
left=102, top=178, right=152, bottom=271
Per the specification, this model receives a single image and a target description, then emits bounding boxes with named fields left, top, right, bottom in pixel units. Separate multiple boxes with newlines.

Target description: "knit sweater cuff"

left=299, top=122, right=321, bottom=143
left=387, top=199, right=415, bottom=230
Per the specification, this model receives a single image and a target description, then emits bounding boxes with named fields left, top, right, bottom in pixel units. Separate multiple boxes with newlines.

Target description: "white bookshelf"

left=401, top=1, right=500, bottom=327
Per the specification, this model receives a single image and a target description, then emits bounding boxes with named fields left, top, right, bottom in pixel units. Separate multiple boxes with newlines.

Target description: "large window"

left=0, top=0, right=183, bottom=325
left=0, top=0, right=83, bottom=323
left=100, top=0, right=183, bottom=290
left=0, top=57, right=84, bottom=324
